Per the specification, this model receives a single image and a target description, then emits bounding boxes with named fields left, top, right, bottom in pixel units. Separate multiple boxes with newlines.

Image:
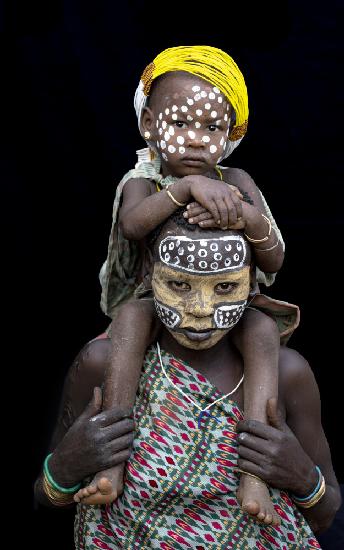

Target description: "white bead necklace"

left=156, top=342, right=244, bottom=428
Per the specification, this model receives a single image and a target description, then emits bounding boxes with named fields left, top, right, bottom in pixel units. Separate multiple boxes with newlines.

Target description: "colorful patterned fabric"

left=75, top=346, right=320, bottom=549
left=99, top=148, right=284, bottom=319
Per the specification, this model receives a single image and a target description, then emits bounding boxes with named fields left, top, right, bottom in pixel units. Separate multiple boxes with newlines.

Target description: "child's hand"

left=183, top=175, right=243, bottom=229
left=184, top=202, right=246, bottom=229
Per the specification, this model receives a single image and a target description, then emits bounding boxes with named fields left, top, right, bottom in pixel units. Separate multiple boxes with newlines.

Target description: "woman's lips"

left=180, top=328, right=215, bottom=342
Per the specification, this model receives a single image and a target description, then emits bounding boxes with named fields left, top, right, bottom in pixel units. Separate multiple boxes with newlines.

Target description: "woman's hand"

left=236, top=398, right=317, bottom=496
left=48, top=387, right=135, bottom=487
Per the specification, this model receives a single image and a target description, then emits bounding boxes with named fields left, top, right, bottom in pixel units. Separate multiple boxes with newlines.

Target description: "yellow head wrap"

left=139, top=45, right=248, bottom=142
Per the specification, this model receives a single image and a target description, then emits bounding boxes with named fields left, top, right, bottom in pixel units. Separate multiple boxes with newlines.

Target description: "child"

left=74, top=46, right=293, bottom=526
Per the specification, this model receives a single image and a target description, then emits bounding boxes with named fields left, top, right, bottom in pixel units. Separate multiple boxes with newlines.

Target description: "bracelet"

left=43, top=453, right=81, bottom=494
left=236, top=468, right=266, bottom=484
left=166, top=188, right=186, bottom=208
left=291, top=466, right=326, bottom=508
left=244, top=214, right=272, bottom=243
left=254, top=232, right=280, bottom=252
left=43, top=473, right=76, bottom=506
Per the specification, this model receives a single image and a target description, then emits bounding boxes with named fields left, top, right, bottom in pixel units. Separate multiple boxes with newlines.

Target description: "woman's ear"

left=249, top=264, right=259, bottom=298
left=141, top=107, right=155, bottom=140
left=141, top=247, right=154, bottom=289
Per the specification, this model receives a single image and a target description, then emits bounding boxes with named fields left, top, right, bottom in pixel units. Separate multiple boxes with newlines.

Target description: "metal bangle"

left=244, top=214, right=272, bottom=243
left=166, top=188, right=187, bottom=208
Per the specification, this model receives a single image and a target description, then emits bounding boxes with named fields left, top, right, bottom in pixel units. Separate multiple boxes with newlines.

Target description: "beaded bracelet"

left=291, top=466, right=326, bottom=508
left=43, top=453, right=81, bottom=494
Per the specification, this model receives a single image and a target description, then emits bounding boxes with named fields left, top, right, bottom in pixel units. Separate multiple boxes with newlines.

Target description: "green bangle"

left=43, top=453, right=81, bottom=493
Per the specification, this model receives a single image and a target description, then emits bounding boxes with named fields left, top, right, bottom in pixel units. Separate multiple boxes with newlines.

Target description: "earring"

left=144, top=131, right=151, bottom=140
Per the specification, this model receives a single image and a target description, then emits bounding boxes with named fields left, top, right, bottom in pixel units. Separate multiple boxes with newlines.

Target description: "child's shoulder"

left=221, top=166, right=258, bottom=191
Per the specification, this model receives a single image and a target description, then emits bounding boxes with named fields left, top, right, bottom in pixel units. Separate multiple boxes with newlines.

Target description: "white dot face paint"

left=152, top=79, right=232, bottom=168
left=159, top=235, right=247, bottom=273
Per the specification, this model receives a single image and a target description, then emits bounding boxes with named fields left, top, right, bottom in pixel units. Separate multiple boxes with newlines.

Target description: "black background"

left=4, top=0, right=343, bottom=546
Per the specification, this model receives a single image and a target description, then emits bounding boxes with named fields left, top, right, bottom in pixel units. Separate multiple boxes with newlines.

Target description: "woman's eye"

left=170, top=281, right=190, bottom=291
left=215, top=282, right=236, bottom=293
left=175, top=121, right=187, bottom=128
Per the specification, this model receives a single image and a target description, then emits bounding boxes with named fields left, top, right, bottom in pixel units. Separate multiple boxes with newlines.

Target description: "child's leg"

left=74, top=299, right=158, bottom=505
left=231, top=308, right=281, bottom=525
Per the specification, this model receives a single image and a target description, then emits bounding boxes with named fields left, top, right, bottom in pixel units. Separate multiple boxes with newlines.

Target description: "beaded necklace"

left=156, top=342, right=244, bottom=428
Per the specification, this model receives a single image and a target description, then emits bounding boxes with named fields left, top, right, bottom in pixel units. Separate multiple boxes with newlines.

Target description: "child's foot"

left=74, top=464, right=125, bottom=505
left=237, top=473, right=280, bottom=526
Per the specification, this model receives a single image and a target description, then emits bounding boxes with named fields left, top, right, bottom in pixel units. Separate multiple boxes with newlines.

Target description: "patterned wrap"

left=75, top=346, right=319, bottom=550
left=99, top=149, right=284, bottom=319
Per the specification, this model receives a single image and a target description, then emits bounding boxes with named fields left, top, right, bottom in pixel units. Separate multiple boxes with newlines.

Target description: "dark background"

left=3, top=0, right=343, bottom=547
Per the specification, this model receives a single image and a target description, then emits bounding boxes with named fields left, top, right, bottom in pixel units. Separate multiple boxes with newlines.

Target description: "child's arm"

left=119, top=175, right=243, bottom=240
left=184, top=168, right=284, bottom=275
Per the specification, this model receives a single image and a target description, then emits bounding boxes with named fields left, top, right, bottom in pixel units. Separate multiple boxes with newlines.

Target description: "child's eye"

left=175, top=121, right=187, bottom=128
left=208, top=124, right=220, bottom=132
left=215, top=282, right=236, bottom=294
left=169, top=281, right=190, bottom=291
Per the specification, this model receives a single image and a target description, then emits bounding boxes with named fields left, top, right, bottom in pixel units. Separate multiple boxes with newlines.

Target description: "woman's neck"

left=159, top=328, right=239, bottom=376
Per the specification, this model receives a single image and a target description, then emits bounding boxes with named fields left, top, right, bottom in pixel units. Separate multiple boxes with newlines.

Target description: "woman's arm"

left=34, top=339, right=135, bottom=508
left=236, top=347, right=341, bottom=534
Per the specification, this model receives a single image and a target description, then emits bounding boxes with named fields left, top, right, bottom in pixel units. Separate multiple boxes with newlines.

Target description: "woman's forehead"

left=157, top=233, right=249, bottom=275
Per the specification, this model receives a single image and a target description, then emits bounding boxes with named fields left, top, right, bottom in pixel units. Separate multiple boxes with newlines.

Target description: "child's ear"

left=141, top=107, right=155, bottom=139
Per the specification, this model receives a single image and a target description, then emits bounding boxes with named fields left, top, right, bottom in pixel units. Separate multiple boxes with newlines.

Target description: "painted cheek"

left=213, top=301, right=247, bottom=329
left=154, top=298, right=182, bottom=329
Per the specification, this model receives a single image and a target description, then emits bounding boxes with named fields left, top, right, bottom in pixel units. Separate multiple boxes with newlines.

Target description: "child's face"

left=146, top=72, right=233, bottom=177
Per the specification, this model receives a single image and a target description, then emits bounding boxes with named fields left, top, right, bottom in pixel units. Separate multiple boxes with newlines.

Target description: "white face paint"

left=152, top=234, right=250, bottom=350
left=151, top=77, right=232, bottom=175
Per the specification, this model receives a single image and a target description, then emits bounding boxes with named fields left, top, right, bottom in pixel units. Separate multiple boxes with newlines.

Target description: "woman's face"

left=151, top=233, right=250, bottom=350
left=145, top=72, right=233, bottom=177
